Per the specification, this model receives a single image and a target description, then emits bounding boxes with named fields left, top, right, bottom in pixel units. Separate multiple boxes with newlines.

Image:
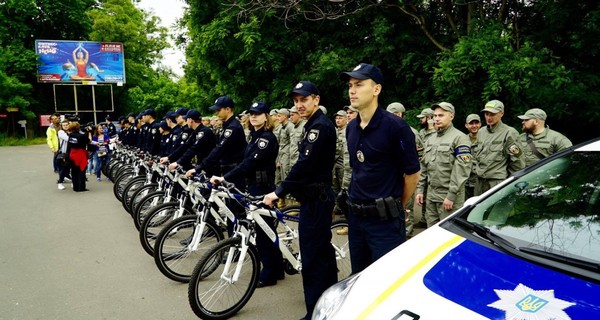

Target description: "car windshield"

left=464, top=151, right=600, bottom=265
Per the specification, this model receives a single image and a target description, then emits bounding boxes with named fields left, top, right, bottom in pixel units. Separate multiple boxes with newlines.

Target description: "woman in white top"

left=57, top=120, right=72, bottom=190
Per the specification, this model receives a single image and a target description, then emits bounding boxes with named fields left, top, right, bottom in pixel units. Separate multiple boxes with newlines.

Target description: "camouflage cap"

left=386, top=102, right=405, bottom=114
left=416, top=108, right=434, bottom=118
left=517, top=108, right=547, bottom=120
left=466, top=113, right=481, bottom=123
left=431, top=102, right=455, bottom=115
left=482, top=100, right=504, bottom=113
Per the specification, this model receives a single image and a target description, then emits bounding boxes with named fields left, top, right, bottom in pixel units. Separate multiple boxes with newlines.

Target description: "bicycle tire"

left=129, top=183, right=158, bottom=217
left=188, top=237, right=259, bottom=320
left=121, top=176, right=146, bottom=213
left=112, top=170, right=134, bottom=202
left=108, top=161, right=124, bottom=182
left=133, top=191, right=166, bottom=229
left=153, top=215, right=224, bottom=282
left=139, top=202, right=196, bottom=256
left=330, top=219, right=351, bottom=281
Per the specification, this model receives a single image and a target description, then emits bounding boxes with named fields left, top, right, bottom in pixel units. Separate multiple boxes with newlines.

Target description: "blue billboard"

left=35, top=40, right=126, bottom=84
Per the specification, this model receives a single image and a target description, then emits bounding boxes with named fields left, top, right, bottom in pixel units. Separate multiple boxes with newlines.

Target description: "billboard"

left=35, top=40, right=126, bottom=84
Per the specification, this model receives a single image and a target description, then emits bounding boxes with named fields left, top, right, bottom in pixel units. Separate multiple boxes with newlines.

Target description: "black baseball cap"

left=209, top=96, right=234, bottom=111
left=340, top=63, right=384, bottom=85
left=248, top=102, right=270, bottom=114
left=186, top=109, right=202, bottom=121
left=175, top=108, right=188, bottom=117
left=291, top=81, right=320, bottom=96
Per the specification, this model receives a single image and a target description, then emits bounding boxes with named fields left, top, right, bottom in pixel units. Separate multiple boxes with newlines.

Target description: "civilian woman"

left=68, top=121, right=90, bottom=192
left=91, top=125, right=110, bottom=181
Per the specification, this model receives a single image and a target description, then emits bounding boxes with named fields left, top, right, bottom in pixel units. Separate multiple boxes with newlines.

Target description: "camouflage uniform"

left=417, top=104, right=472, bottom=227
left=474, top=120, right=524, bottom=194
left=517, top=109, right=572, bottom=166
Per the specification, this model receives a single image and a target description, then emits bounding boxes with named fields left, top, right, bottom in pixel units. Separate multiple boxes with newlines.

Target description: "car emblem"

left=488, top=283, right=575, bottom=320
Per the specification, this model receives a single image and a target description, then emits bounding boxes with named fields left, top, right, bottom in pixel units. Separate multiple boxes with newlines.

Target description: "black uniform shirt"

left=346, top=106, right=420, bottom=203
left=196, top=116, right=246, bottom=173
left=274, top=109, right=336, bottom=197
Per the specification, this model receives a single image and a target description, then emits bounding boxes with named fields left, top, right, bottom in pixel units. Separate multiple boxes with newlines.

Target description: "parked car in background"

left=314, top=137, right=600, bottom=320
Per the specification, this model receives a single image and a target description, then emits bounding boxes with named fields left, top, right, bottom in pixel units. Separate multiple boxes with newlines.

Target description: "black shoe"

left=256, top=280, right=277, bottom=288
left=414, top=221, right=427, bottom=229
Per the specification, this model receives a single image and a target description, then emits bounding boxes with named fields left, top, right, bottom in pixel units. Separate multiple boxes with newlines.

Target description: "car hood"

left=334, top=227, right=600, bottom=320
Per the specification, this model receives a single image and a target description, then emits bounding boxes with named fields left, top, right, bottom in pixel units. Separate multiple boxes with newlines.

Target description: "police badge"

left=258, top=138, right=268, bottom=149
left=224, top=129, right=232, bottom=138
left=197, top=132, right=204, bottom=139
left=357, top=150, right=365, bottom=162
left=307, top=129, right=319, bottom=143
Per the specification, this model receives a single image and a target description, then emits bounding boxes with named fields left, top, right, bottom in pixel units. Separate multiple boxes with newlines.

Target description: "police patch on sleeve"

left=507, top=144, right=522, bottom=156
left=151, top=128, right=157, bottom=134
left=224, top=129, right=232, bottom=138
left=453, top=145, right=472, bottom=161
left=257, top=138, right=268, bottom=149
left=307, top=129, right=319, bottom=143
left=181, top=132, right=188, bottom=141
left=196, top=132, right=204, bottom=140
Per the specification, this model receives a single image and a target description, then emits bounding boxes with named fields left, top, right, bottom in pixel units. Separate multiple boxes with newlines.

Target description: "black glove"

left=336, top=189, right=349, bottom=214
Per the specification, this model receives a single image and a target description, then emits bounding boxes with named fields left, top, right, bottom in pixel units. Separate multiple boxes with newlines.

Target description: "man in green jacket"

left=518, top=108, right=572, bottom=166
left=474, top=100, right=525, bottom=195
left=416, top=102, right=472, bottom=226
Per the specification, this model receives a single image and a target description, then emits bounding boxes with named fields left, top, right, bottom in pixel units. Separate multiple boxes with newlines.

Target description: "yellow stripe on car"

left=357, top=235, right=463, bottom=320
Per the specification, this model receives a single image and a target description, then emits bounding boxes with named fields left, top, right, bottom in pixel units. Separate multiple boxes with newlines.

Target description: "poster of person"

left=35, top=40, right=126, bottom=84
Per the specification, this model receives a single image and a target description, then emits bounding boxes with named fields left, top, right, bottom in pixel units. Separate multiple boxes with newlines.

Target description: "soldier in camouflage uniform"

left=474, top=100, right=525, bottom=195
left=387, top=102, right=421, bottom=236
left=332, top=110, right=349, bottom=215
left=276, top=108, right=294, bottom=205
left=289, top=106, right=305, bottom=164
left=518, top=108, right=572, bottom=166
left=464, top=113, right=481, bottom=199
left=414, top=108, right=435, bottom=228
left=416, top=102, right=472, bottom=226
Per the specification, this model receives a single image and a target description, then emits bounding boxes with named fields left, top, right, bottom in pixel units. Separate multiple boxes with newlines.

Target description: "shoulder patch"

left=181, top=132, right=188, bottom=140
left=453, top=145, right=472, bottom=156
left=151, top=128, right=157, bottom=134
left=507, top=144, right=522, bottom=156
left=257, top=138, right=268, bottom=149
left=307, top=129, right=319, bottom=143
left=196, top=132, right=204, bottom=140
left=224, top=129, right=232, bottom=138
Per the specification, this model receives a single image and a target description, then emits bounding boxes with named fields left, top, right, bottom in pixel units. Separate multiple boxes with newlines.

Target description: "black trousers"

left=70, top=163, right=86, bottom=191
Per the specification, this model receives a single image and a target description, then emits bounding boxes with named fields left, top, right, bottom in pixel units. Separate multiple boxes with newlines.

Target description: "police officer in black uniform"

left=166, top=110, right=215, bottom=171
left=263, top=81, right=337, bottom=320
left=141, top=109, right=161, bottom=156
left=211, top=102, right=283, bottom=287
left=186, top=96, right=247, bottom=188
left=341, top=63, right=421, bottom=274
left=170, top=108, right=188, bottom=149
left=158, top=120, right=173, bottom=157
left=105, top=115, right=117, bottom=137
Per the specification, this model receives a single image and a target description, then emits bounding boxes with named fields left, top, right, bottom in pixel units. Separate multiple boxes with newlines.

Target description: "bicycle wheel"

left=129, top=183, right=158, bottom=217
left=276, top=205, right=301, bottom=275
left=331, top=219, right=351, bottom=281
left=154, top=215, right=224, bottom=282
left=112, top=170, right=134, bottom=202
left=139, top=202, right=196, bottom=256
left=188, top=237, right=260, bottom=320
left=121, top=176, right=146, bottom=213
left=133, top=191, right=166, bottom=230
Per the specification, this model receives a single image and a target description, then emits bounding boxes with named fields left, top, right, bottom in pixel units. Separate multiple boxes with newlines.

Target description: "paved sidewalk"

left=0, top=145, right=305, bottom=320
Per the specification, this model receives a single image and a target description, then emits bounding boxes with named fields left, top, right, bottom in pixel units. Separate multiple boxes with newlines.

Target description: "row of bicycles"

left=104, top=145, right=351, bottom=319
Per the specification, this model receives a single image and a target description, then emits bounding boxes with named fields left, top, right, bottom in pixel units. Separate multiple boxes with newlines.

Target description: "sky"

left=136, top=0, right=187, bottom=78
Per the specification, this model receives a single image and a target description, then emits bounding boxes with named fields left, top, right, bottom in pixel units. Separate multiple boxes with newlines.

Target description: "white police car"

left=314, top=138, right=600, bottom=320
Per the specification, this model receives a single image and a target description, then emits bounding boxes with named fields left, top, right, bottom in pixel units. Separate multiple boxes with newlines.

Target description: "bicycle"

left=187, top=195, right=350, bottom=320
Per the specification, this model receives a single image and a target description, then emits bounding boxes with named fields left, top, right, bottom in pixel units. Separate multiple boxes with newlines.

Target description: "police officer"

left=104, top=115, right=117, bottom=137
left=518, top=108, right=572, bottom=166
left=166, top=110, right=215, bottom=171
left=342, top=63, right=421, bottom=274
left=464, top=113, right=481, bottom=199
left=187, top=96, right=247, bottom=188
left=262, top=81, right=337, bottom=320
left=416, top=102, right=472, bottom=226
left=211, top=102, right=283, bottom=287
left=141, top=109, right=161, bottom=156
left=474, top=100, right=525, bottom=195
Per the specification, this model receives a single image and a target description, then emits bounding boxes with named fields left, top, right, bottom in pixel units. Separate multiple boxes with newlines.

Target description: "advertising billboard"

left=35, top=40, right=126, bottom=84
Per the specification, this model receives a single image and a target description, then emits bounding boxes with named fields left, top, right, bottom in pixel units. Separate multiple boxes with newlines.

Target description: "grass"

left=0, top=137, right=47, bottom=146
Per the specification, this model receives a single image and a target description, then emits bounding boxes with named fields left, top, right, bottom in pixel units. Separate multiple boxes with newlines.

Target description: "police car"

left=314, top=137, right=600, bottom=320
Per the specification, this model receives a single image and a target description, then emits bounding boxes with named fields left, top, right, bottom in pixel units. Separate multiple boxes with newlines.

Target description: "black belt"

left=347, top=197, right=404, bottom=220
left=346, top=200, right=379, bottom=217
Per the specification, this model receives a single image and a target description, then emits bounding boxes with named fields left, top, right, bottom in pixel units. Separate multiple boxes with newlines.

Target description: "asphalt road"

left=0, top=145, right=306, bottom=320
